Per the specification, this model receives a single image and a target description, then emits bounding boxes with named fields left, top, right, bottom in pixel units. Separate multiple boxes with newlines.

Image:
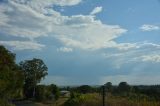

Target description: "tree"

left=35, top=84, right=60, bottom=101
left=35, top=85, right=50, bottom=101
left=105, top=82, right=113, bottom=92
left=77, top=85, right=93, bottom=94
left=20, top=58, right=48, bottom=98
left=118, top=82, right=131, bottom=93
left=0, top=46, right=24, bottom=104
left=49, top=84, right=60, bottom=100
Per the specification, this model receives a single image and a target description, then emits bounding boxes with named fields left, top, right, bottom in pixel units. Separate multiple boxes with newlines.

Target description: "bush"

left=35, top=85, right=46, bottom=101
left=64, top=92, right=85, bottom=106
left=76, top=85, right=93, bottom=94
left=49, top=84, right=60, bottom=100
left=35, top=84, right=60, bottom=102
left=64, top=93, right=101, bottom=106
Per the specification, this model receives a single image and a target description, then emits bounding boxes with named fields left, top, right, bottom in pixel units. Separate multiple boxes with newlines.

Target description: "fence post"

left=102, top=85, right=105, bottom=106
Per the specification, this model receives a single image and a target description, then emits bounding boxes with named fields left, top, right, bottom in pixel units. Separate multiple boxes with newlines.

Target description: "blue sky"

left=1, top=0, right=160, bottom=85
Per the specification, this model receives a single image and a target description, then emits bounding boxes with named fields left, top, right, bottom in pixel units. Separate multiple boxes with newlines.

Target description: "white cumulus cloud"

left=0, top=41, right=45, bottom=50
left=140, top=24, right=160, bottom=31
left=102, top=42, right=160, bottom=68
left=57, top=47, right=73, bottom=52
left=0, top=0, right=127, bottom=51
left=139, top=55, right=160, bottom=62
left=12, top=0, right=82, bottom=6
left=90, top=6, right=103, bottom=15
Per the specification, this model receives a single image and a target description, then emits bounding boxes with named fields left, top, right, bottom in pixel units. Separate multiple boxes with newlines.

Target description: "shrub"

left=64, top=92, right=84, bottom=106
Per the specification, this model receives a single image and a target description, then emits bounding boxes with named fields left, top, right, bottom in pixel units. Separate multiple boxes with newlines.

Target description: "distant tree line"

left=104, top=82, right=160, bottom=101
left=63, top=82, right=160, bottom=106
left=61, top=82, right=160, bottom=100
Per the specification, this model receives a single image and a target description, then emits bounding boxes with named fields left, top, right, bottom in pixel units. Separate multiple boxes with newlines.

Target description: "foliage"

left=49, top=84, right=60, bottom=100
left=117, top=82, right=131, bottom=93
left=35, top=84, right=60, bottom=102
left=0, top=46, right=24, bottom=106
left=76, top=85, right=94, bottom=94
left=64, top=92, right=85, bottom=106
left=62, top=83, right=160, bottom=106
left=133, top=85, right=160, bottom=101
left=19, top=58, right=48, bottom=98
left=0, top=46, right=24, bottom=103
left=35, top=85, right=48, bottom=101
left=105, top=82, right=113, bottom=92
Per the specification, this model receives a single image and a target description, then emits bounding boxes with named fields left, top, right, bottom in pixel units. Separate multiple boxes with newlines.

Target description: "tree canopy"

left=20, top=58, right=48, bottom=98
left=105, top=82, right=113, bottom=92
left=0, top=45, right=24, bottom=99
left=118, top=82, right=131, bottom=93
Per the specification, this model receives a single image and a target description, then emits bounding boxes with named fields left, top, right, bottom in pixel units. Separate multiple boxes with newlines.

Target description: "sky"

left=1, top=0, right=160, bottom=85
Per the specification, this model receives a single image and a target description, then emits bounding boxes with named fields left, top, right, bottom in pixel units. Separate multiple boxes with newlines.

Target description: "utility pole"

left=102, top=85, right=105, bottom=106
left=33, top=71, right=36, bottom=98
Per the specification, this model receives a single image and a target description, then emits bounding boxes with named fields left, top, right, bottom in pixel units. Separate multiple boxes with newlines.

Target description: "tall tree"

left=77, top=85, right=93, bottom=94
left=20, top=58, right=48, bottom=98
left=105, top=82, right=113, bottom=93
left=0, top=46, right=24, bottom=100
left=118, top=82, right=131, bottom=93
left=49, top=84, right=60, bottom=100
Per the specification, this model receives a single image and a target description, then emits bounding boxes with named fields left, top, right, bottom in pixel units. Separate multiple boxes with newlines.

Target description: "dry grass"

left=63, top=93, right=160, bottom=106
left=33, top=93, right=160, bottom=106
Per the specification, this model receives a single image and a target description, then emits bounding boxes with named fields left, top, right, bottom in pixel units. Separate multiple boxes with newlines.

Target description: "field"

left=16, top=93, right=160, bottom=106
left=61, top=93, right=160, bottom=106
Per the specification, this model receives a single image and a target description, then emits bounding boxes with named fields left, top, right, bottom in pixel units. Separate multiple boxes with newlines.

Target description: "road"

left=13, top=100, right=38, bottom=106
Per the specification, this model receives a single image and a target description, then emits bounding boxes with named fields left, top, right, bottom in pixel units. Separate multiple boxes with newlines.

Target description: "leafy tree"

left=0, top=46, right=24, bottom=104
left=35, top=84, right=60, bottom=101
left=64, top=92, right=84, bottom=106
left=49, top=84, right=60, bottom=100
left=19, top=58, right=48, bottom=98
left=118, top=82, right=131, bottom=93
left=77, top=85, right=93, bottom=94
left=105, top=82, right=113, bottom=93
left=35, top=85, right=51, bottom=101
